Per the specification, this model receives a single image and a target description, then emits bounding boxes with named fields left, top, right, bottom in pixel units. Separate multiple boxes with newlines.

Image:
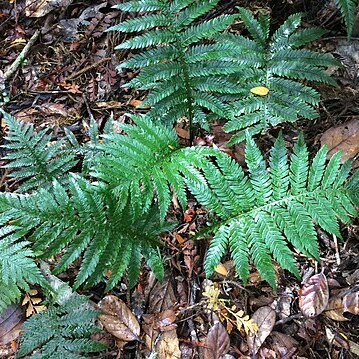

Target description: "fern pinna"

left=334, top=0, right=358, bottom=40
left=1, top=111, right=77, bottom=192
left=16, top=295, right=106, bottom=359
left=222, top=8, right=340, bottom=144
left=108, top=0, right=241, bottom=131
left=187, top=133, right=359, bottom=287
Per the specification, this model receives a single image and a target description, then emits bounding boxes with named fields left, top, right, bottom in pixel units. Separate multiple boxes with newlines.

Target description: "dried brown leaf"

left=325, top=288, right=359, bottom=321
left=325, top=297, right=348, bottom=321
left=98, top=295, right=140, bottom=348
left=247, top=306, right=276, bottom=355
left=342, top=291, right=359, bottom=314
left=0, top=304, right=25, bottom=345
left=203, top=322, right=230, bottom=359
left=299, top=272, right=329, bottom=317
left=271, top=331, right=298, bottom=357
left=143, top=309, right=177, bottom=332
left=320, top=118, right=359, bottom=161
left=149, top=276, right=176, bottom=313
left=155, top=329, right=181, bottom=359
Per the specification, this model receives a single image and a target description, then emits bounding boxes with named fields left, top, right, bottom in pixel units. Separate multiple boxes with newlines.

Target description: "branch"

left=3, top=30, right=40, bottom=81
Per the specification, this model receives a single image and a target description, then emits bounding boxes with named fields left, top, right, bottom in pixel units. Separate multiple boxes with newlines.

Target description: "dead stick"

left=62, top=57, right=112, bottom=81
left=4, top=30, right=40, bottom=81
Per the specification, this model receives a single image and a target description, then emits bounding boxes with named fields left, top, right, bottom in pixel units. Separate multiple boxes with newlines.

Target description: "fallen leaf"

left=148, top=275, right=177, bottom=313
left=320, top=118, right=359, bottom=161
left=155, top=329, right=181, bottom=359
left=299, top=272, right=329, bottom=317
left=325, top=297, right=348, bottom=321
left=25, top=0, right=73, bottom=17
left=98, top=295, right=140, bottom=348
left=130, top=99, right=143, bottom=107
left=270, top=331, right=298, bottom=357
left=325, top=288, right=359, bottom=321
left=0, top=304, right=25, bottom=345
left=250, top=86, right=270, bottom=96
left=203, top=322, right=230, bottom=359
left=342, top=291, right=359, bottom=314
left=247, top=306, right=276, bottom=355
left=214, top=263, right=228, bottom=276
left=143, top=309, right=177, bottom=332
left=176, top=127, right=190, bottom=140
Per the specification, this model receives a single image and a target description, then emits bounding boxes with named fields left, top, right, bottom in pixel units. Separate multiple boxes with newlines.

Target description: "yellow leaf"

left=250, top=86, right=270, bottom=96
left=214, top=263, right=228, bottom=276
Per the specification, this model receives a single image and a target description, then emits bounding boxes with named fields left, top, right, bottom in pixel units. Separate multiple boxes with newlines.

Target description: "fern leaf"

left=190, top=134, right=358, bottom=286
left=334, top=0, right=357, bottom=40
left=93, top=115, right=215, bottom=221
left=223, top=9, right=340, bottom=144
left=1, top=111, right=77, bottom=192
left=0, top=226, right=46, bottom=311
left=109, top=0, right=241, bottom=127
left=16, top=295, right=106, bottom=358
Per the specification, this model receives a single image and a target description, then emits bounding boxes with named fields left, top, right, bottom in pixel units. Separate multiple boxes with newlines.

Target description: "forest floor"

left=0, top=0, right=358, bottom=358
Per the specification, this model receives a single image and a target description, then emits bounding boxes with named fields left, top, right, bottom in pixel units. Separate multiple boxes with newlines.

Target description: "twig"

left=62, top=57, right=112, bottom=81
left=4, top=30, right=40, bottom=81
left=333, top=234, right=341, bottom=266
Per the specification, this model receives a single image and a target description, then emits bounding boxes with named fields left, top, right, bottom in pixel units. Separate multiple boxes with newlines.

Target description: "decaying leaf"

left=247, top=306, right=276, bottom=355
left=342, top=291, right=359, bottom=314
left=154, top=330, right=181, bottom=359
left=325, top=297, right=349, bottom=321
left=270, top=331, right=298, bottom=357
left=98, top=295, right=140, bottom=349
left=144, top=277, right=180, bottom=358
left=25, top=0, right=73, bottom=17
left=299, top=272, right=329, bottom=317
left=325, top=288, right=359, bottom=321
left=143, top=309, right=177, bottom=332
left=320, top=118, right=359, bottom=162
left=203, top=322, right=230, bottom=359
left=0, top=304, right=25, bottom=345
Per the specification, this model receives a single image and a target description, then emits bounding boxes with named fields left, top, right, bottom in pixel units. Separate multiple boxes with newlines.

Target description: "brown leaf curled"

left=98, top=295, right=140, bottom=346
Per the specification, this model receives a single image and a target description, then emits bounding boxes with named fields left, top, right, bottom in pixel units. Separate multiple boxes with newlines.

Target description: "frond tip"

left=188, top=133, right=359, bottom=287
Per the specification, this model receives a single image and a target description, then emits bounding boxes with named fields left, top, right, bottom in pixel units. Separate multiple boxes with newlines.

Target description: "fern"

left=187, top=133, right=358, bottom=287
left=16, top=295, right=106, bottom=359
left=334, top=0, right=357, bottom=40
left=0, top=226, right=47, bottom=312
left=0, top=177, right=173, bottom=290
left=93, top=114, right=216, bottom=221
left=108, top=0, right=241, bottom=131
left=221, top=8, right=340, bottom=144
left=1, top=111, right=78, bottom=192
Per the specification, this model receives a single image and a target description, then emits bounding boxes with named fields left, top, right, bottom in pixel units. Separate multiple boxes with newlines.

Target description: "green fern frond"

left=222, top=9, right=340, bottom=144
left=0, top=226, right=47, bottom=311
left=1, top=111, right=78, bottom=192
left=334, top=0, right=357, bottom=40
left=0, top=176, right=174, bottom=290
left=93, top=115, right=217, bottom=221
left=187, top=133, right=358, bottom=286
left=16, top=295, right=106, bottom=358
left=109, top=0, right=239, bottom=127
